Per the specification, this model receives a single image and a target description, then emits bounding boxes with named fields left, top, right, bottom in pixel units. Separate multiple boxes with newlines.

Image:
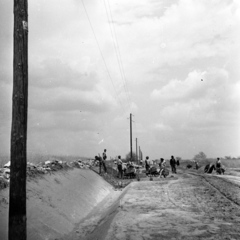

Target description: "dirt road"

left=76, top=171, right=240, bottom=240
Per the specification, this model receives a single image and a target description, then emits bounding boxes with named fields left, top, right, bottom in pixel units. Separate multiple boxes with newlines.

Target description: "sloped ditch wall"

left=0, top=168, right=114, bottom=240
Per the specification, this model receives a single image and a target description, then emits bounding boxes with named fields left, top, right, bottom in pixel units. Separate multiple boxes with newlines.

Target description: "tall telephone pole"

left=139, top=146, right=141, bottom=161
left=136, top=138, right=138, bottom=164
left=130, top=113, right=132, bottom=161
left=9, top=1, right=28, bottom=239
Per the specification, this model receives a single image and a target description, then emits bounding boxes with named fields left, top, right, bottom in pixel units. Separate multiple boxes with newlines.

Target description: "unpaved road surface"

left=75, top=171, right=240, bottom=240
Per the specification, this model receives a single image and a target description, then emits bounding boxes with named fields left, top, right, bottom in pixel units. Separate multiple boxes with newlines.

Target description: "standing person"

left=176, top=158, right=180, bottom=166
left=159, top=158, right=166, bottom=178
left=195, top=160, right=199, bottom=170
left=145, top=156, right=150, bottom=175
left=148, top=158, right=153, bottom=167
left=159, top=158, right=164, bottom=177
left=102, top=149, right=107, bottom=173
left=170, top=155, right=177, bottom=173
left=216, top=157, right=224, bottom=174
left=95, top=155, right=102, bottom=174
left=216, top=158, right=221, bottom=169
left=117, top=155, right=123, bottom=179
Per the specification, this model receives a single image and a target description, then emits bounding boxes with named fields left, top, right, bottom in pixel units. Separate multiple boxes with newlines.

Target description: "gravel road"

left=79, top=170, right=240, bottom=240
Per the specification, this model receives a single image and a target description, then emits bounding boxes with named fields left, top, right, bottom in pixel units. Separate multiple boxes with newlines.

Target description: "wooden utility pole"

left=130, top=113, right=132, bottom=161
left=139, top=146, right=142, bottom=161
left=9, top=1, right=28, bottom=240
left=136, top=138, right=138, bottom=164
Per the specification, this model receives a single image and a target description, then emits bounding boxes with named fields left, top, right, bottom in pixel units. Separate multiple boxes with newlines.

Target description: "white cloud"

left=29, top=85, right=116, bottom=113
left=154, top=123, right=173, bottom=132
left=30, top=58, right=98, bottom=90
left=0, top=0, right=240, bottom=158
left=113, top=0, right=239, bottom=86
left=150, top=67, right=239, bottom=130
left=150, top=68, right=229, bottom=102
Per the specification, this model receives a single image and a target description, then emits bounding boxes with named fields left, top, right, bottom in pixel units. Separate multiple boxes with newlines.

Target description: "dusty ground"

left=67, top=168, right=240, bottom=240
left=1, top=165, right=240, bottom=240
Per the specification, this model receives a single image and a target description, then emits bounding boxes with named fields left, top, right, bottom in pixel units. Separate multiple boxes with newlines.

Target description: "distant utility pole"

left=9, top=1, right=28, bottom=240
left=136, top=138, right=138, bottom=164
left=130, top=113, right=133, bottom=161
left=139, top=146, right=142, bottom=161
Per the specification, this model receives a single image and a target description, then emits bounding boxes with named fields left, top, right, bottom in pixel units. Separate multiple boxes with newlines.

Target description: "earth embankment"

left=0, top=168, right=114, bottom=240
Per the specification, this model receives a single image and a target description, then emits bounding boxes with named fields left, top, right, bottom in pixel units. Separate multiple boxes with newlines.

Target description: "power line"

left=104, top=0, right=132, bottom=111
left=81, top=0, right=126, bottom=114
left=106, top=0, right=132, bottom=107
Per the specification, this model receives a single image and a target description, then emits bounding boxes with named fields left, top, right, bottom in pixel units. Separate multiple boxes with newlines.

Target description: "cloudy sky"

left=0, top=0, right=240, bottom=160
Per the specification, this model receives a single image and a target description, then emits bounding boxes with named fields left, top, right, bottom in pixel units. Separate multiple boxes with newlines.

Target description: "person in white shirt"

left=117, top=155, right=123, bottom=179
left=101, top=149, right=107, bottom=173
left=145, top=156, right=150, bottom=174
left=159, top=158, right=166, bottom=178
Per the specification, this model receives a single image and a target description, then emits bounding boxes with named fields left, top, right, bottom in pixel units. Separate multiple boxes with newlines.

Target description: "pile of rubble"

left=0, top=158, right=96, bottom=190
left=0, top=161, right=10, bottom=189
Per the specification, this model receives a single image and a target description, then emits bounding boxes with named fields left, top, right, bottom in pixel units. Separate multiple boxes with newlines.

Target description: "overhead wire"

left=81, top=0, right=126, bottom=115
left=103, top=0, right=141, bottom=156
left=103, top=0, right=132, bottom=112
left=104, top=1, right=143, bottom=157
left=81, top=0, right=137, bottom=155
left=107, top=0, right=132, bottom=111
left=105, top=1, right=141, bottom=154
left=104, top=1, right=143, bottom=154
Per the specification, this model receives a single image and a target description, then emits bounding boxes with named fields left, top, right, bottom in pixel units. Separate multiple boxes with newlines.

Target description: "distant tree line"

left=194, top=152, right=207, bottom=161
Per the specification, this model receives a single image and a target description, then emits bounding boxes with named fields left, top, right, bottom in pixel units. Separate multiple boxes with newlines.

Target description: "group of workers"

left=116, top=155, right=137, bottom=179
left=95, top=151, right=225, bottom=178
left=94, top=149, right=108, bottom=174
left=115, top=155, right=179, bottom=179
left=196, top=157, right=224, bottom=174
left=145, top=155, right=179, bottom=177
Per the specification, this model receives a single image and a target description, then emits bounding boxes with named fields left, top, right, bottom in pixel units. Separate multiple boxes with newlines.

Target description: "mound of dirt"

left=0, top=159, right=96, bottom=190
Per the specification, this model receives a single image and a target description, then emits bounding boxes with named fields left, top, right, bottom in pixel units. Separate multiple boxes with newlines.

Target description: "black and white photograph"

left=0, top=0, right=240, bottom=239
